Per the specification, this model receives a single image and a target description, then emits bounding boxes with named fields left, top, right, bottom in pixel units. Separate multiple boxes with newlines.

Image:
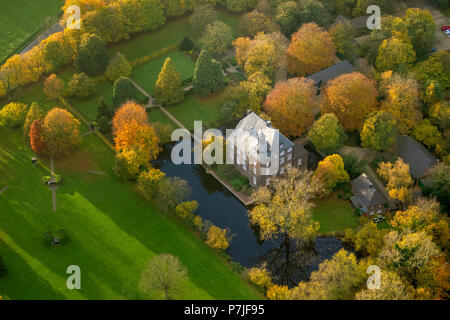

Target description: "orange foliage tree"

left=112, top=102, right=161, bottom=176
left=321, top=72, right=378, bottom=131
left=29, top=119, right=47, bottom=155
left=286, top=23, right=336, bottom=76
left=42, top=108, right=81, bottom=157
left=264, top=77, right=317, bottom=137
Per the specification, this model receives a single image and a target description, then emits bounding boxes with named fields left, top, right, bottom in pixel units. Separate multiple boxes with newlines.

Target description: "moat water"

left=153, top=143, right=343, bottom=286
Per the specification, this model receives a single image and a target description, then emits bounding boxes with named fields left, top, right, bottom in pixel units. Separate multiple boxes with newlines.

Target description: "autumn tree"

left=249, top=168, right=321, bottom=283
left=23, top=102, right=44, bottom=137
left=137, top=167, right=166, bottom=199
left=222, top=71, right=272, bottom=118
left=313, top=154, right=349, bottom=198
left=361, top=111, right=398, bottom=152
left=193, top=50, right=225, bottom=96
left=349, top=221, right=387, bottom=257
left=247, top=266, right=272, bottom=290
left=412, top=119, right=442, bottom=150
left=105, top=52, right=132, bottom=82
left=234, top=32, right=289, bottom=79
left=355, top=270, right=414, bottom=300
left=75, top=33, right=109, bottom=76
left=44, top=74, right=66, bottom=100
left=321, top=72, right=378, bottom=131
left=308, top=113, right=346, bottom=155
left=376, top=35, right=416, bottom=72
left=206, top=226, right=230, bottom=250
left=112, top=77, right=138, bottom=109
left=29, top=119, right=46, bottom=155
left=67, top=73, right=96, bottom=99
left=416, top=255, right=450, bottom=300
left=0, top=102, right=28, bottom=129
left=112, top=102, right=160, bottom=176
left=404, top=8, right=436, bottom=59
left=140, top=254, right=188, bottom=300
left=42, top=108, right=81, bottom=157
left=154, top=57, right=184, bottom=106
left=289, top=249, right=365, bottom=300
left=329, top=21, right=358, bottom=62
left=286, top=23, right=336, bottom=76
left=377, top=158, right=414, bottom=206
left=237, top=10, right=278, bottom=37
left=189, top=4, right=218, bottom=37
left=381, top=74, right=422, bottom=134
left=264, top=77, right=317, bottom=137
left=199, top=21, right=233, bottom=57
left=175, top=200, right=199, bottom=221
left=429, top=101, right=450, bottom=131
left=379, top=230, right=440, bottom=283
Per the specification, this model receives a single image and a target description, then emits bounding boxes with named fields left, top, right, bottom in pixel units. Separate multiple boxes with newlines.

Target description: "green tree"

left=412, top=119, right=442, bottom=150
left=193, top=50, right=224, bottom=96
left=276, top=1, right=300, bottom=36
left=376, top=35, right=416, bottom=72
left=329, top=21, right=358, bottom=62
left=237, top=10, right=278, bottom=38
left=23, top=102, right=44, bottom=137
left=189, top=4, right=218, bottom=37
left=105, top=52, right=132, bottom=82
left=68, top=73, right=96, bottom=99
left=361, top=111, right=398, bottom=152
left=112, top=77, right=138, bottom=109
left=308, top=113, right=346, bottom=155
left=299, top=0, right=330, bottom=27
left=97, top=96, right=113, bottom=120
left=154, top=57, right=184, bottom=106
left=140, top=254, right=188, bottom=300
left=404, top=8, right=436, bottom=59
left=199, top=21, right=233, bottom=57
left=75, top=33, right=109, bottom=76
left=98, top=115, right=110, bottom=133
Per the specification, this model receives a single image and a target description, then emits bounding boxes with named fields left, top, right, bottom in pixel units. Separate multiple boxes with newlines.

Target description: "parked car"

left=445, top=29, right=450, bottom=35
left=442, top=26, right=450, bottom=31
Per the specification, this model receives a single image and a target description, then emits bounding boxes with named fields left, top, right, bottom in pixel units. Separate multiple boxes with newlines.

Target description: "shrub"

left=68, top=73, right=96, bottom=99
left=179, top=36, right=195, bottom=52
left=55, top=229, right=69, bottom=245
left=98, top=116, right=110, bottom=133
left=43, top=231, right=53, bottom=246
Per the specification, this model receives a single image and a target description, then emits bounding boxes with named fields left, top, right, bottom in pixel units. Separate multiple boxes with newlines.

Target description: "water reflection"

left=153, top=143, right=342, bottom=286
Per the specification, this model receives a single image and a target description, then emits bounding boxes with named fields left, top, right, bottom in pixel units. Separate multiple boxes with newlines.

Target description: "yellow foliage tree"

left=206, top=226, right=229, bottom=250
left=377, top=158, right=413, bottom=206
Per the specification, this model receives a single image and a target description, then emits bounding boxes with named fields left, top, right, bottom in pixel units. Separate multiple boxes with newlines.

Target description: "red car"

left=442, top=26, right=450, bottom=31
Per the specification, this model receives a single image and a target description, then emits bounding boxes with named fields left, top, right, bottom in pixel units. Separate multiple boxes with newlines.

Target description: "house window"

left=297, top=158, right=302, bottom=166
left=253, top=166, right=257, bottom=174
left=280, top=157, right=285, bottom=164
left=266, top=178, right=270, bottom=186
left=288, top=147, right=292, bottom=153
left=280, top=150, right=285, bottom=157
left=287, top=153, right=292, bottom=161
left=243, top=163, right=247, bottom=171
left=253, top=176, right=257, bottom=185
left=280, top=167, right=285, bottom=174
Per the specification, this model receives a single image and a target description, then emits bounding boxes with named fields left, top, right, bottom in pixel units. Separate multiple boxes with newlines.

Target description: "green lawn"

left=313, top=195, right=360, bottom=234
left=165, top=93, right=224, bottom=131
left=132, top=51, right=196, bottom=95
left=441, top=7, right=450, bottom=18
left=0, top=127, right=260, bottom=300
left=0, top=0, right=64, bottom=63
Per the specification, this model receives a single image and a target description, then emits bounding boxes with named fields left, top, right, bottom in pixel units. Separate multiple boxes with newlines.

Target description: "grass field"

left=132, top=51, right=196, bottom=95
left=0, top=127, right=260, bottom=300
left=0, top=0, right=64, bottom=63
left=312, top=195, right=360, bottom=234
left=165, top=93, right=224, bottom=131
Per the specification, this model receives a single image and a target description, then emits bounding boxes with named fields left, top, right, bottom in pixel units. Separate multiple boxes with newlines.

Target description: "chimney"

left=266, top=120, right=271, bottom=127
left=247, top=110, right=252, bottom=115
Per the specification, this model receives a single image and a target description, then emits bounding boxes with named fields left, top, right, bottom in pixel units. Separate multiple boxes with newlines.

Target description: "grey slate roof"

left=307, top=60, right=355, bottom=87
left=351, top=173, right=387, bottom=208
left=397, top=135, right=437, bottom=179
